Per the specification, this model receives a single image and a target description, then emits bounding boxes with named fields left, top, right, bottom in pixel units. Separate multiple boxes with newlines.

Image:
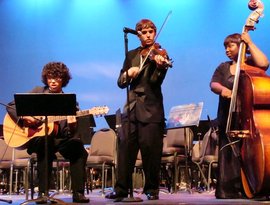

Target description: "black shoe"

left=146, top=193, right=159, bottom=200
left=35, top=193, right=47, bottom=204
left=105, top=191, right=128, bottom=199
left=35, top=196, right=47, bottom=204
left=215, top=192, right=244, bottom=199
left=72, top=192, right=90, bottom=203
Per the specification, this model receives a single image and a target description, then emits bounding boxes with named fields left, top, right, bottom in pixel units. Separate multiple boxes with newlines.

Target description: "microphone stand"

left=119, top=31, right=142, bottom=203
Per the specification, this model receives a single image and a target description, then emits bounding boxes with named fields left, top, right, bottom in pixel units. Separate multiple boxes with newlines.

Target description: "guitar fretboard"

left=43, top=106, right=109, bottom=123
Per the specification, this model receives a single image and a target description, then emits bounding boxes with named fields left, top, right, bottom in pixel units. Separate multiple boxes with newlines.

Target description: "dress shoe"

left=35, top=196, right=47, bottom=204
left=72, top=192, right=90, bottom=203
left=146, top=193, right=159, bottom=200
left=105, top=191, right=128, bottom=199
left=215, top=190, right=245, bottom=199
left=35, top=193, right=47, bottom=204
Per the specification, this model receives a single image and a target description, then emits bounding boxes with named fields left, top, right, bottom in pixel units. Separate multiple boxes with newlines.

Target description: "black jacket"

left=117, top=47, right=168, bottom=123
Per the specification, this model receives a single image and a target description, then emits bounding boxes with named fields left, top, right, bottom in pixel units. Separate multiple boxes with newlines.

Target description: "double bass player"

left=210, top=31, right=269, bottom=199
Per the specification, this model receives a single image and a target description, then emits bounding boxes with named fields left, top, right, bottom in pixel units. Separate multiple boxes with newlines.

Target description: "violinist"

left=105, top=19, right=171, bottom=200
left=210, top=32, right=269, bottom=199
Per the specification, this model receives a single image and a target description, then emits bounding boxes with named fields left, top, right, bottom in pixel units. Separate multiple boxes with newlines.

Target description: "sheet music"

left=166, top=102, right=203, bottom=129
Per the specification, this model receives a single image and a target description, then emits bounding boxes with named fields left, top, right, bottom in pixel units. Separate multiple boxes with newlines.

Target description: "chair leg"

left=194, top=162, right=208, bottom=189
left=30, top=158, right=36, bottom=199
left=24, top=160, right=30, bottom=200
left=207, top=161, right=217, bottom=191
left=104, top=168, right=108, bottom=190
left=9, top=164, right=13, bottom=195
left=101, top=163, right=105, bottom=196
left=90, top=168, right=94, bottom=192
left=173, top=153, right=179, bottom=193
left=160, top=164, right=172, bottom=193
left=112, top=166, right=115, bottom=189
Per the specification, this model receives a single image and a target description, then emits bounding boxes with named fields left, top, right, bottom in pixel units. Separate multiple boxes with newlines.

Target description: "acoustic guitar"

left=3, top=106, right=109, bottom=149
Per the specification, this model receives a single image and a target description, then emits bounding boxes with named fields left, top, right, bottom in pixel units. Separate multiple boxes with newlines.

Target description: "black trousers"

left=115, top=116, right=164, bottom=195
left=28, top=136, right=88, bottom=194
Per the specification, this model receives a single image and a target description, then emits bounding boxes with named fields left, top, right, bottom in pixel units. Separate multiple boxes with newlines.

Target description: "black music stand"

left=75, top=115, right=96, bottom=145
left=191, top=120, right=210, bottom=141
left=14, top=93, right=77, bottom=205
left=166, top=102, right=203, bottom=193
left=104, top=114, right=116, bottom=130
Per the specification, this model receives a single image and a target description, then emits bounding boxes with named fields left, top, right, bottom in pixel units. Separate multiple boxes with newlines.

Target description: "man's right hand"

left=128, top=66, right=140, bottom=78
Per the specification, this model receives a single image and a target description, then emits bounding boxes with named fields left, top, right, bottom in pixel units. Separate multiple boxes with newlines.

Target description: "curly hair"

left=41, top=62, right=72, bottom=87
left=135, top=19, right=157, bottom=33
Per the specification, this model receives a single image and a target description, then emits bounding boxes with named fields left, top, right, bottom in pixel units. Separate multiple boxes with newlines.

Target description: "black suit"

left=115, top=47, right=168, bottom=195
left=6, top=86, right=88, bottom=195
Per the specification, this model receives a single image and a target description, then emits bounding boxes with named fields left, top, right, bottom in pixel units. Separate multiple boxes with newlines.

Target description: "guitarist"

left=6, top=62, right=89, bottom=203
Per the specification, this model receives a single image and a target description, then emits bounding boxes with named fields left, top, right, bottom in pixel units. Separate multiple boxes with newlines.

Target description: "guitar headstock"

left=89, top=106, right=110, bottom=117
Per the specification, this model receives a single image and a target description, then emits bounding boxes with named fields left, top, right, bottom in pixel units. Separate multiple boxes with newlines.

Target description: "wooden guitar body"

left=3, top=113, right=55, bottom=149
left=3, top=106, right=109, bottom=149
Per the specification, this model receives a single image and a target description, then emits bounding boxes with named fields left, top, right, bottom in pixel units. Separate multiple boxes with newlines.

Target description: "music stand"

left=191, top=120, right=210, bottom=141
left=14, top=93, right=77, bottom=205
left=75, top=115, right=96, bottom=145
left=166, top=102, right=203, bottom=192
left=104, top=114, right=116, bottom=130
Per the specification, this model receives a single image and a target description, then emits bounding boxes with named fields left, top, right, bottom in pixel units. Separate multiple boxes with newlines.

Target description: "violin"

left=140, top=43, right=173, bottom=68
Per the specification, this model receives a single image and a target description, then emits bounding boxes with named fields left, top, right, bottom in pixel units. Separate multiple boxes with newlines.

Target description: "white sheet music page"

left=166, top=102, right=203, bottom=129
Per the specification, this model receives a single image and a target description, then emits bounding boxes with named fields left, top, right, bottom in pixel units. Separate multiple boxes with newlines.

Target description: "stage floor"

left=1, top=189, right=270, bottom=205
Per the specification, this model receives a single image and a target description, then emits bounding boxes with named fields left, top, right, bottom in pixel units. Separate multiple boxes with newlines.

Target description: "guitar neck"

left=46, top=107, right=109, bottom=123
left=47, top=110, right=87, bottom=123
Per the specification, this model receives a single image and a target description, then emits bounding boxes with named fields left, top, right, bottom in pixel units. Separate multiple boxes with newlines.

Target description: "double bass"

left=226, top=0, right=270, bottom=198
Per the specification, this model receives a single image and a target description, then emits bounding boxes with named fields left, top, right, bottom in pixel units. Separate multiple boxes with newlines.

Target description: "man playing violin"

left=105, top=19, right=171, bottom=200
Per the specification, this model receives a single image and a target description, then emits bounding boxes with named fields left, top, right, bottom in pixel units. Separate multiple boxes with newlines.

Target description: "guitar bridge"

left=228, top=130, right=250, bottom=138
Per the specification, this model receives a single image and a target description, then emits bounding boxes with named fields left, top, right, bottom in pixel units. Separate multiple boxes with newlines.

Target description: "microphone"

left=123, top=27, right=138, bottom=35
